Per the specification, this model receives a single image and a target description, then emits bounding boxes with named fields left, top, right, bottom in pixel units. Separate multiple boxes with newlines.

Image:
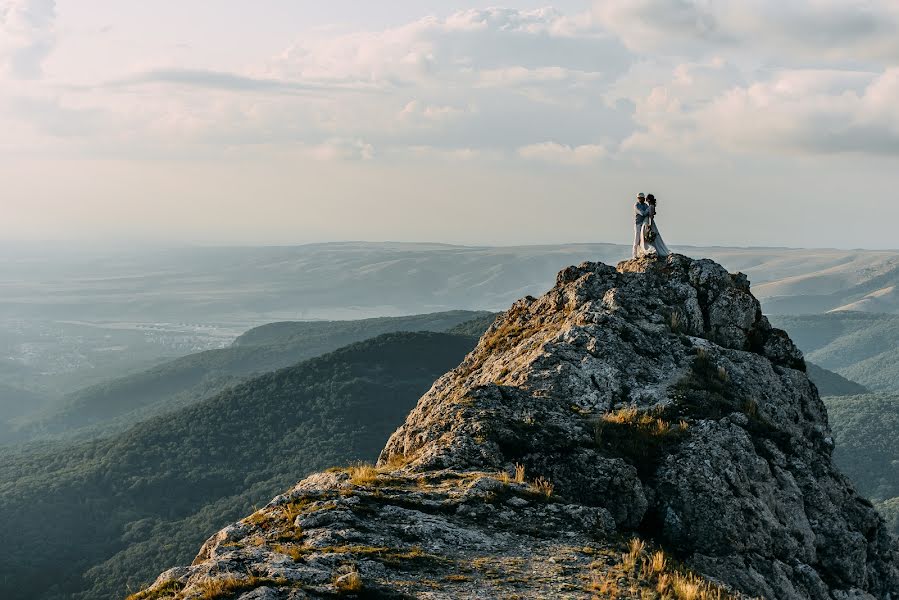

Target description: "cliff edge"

left=134, top=254, right=899, bottom=600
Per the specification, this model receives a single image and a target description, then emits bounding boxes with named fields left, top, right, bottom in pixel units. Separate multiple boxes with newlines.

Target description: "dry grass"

left=348, top=462, right=380, bottom=486
left=594, top=406, right=689, bottom=476
left=587, top=538, right=741, bottom=600
left=383, top=452, right=412, bottom=469
left=193, top=575, right=287, bottom=600
left=334, top=568, right=363, bottom=594
left=514, top=463, right=526, bottom=483
left=124, top=579, right=183, bottom=600
left=600, top=407, right=679, bottom=436
left=497, top=470, right=512, bottom=484
left=273, top=543, right=310, bottom=561
left=717, top=366, right=729, bottom=382
left=531, top=476, right=554, bottom=498
left=744, top=399, right=759, bottom=419
left=281, top=502, right=305, bottom=524
left=670, top=311, right=683, bottom=333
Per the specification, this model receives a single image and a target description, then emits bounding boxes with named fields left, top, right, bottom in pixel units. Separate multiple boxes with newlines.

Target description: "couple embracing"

left=633, top=192, right=670, bottom=259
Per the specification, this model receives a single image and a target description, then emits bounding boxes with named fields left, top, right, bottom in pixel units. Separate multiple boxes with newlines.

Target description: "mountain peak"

left=138, top=255, right=899, bottom=600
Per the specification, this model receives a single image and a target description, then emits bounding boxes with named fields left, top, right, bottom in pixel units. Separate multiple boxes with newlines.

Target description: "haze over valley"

left=3, top=0, right=899, bottom=598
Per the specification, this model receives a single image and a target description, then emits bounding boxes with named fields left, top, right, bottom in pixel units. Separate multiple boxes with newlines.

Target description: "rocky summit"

left=135, top=255, right=899, bottom=600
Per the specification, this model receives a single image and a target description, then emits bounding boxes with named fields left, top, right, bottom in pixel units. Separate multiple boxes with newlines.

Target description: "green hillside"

left=825, top=393, right=899, bottom=535
left=11, top=311, right=485, bottom=443
left=772, top=312, right=899, bottom=391
left=825, top=394, right=899, bottom=503
left=806, top=363, right=869, bottom=397
left=0, top=383, right=50, bottom=423
left=0, top=331, right=477, bottom=600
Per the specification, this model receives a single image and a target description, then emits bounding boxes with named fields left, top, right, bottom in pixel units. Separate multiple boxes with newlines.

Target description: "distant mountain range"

left=2, top=243, right=898, bottom=323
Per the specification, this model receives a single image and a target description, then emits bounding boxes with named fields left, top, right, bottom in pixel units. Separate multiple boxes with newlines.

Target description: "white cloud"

left=306, top=138, right=374, bottom=161
left=399, top=100, right=471, bottom=123
left=621, top=66, right=899, bottom=157
left=2, top=6, right=624, bottom=164
left=477, top=66, right=602, bottom=87
left=518, top=141, right=607, bottom=165
left=6, top=1, right=899, bottom=166
left=270, top=7, right=617, bottom=85
left=0, top=0, right=56, bottom=78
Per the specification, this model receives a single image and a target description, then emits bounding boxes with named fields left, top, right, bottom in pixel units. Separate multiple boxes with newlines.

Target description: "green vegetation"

left=446, top=312, right=498, bottom=337
left=806, top=363, right=869, bottom=397
left=773, top=312, right=899, bottom=391
left=825, top=394, right=899, bottom=519
left=0, top=332, right=477, bottom=600
left=10, top=311, right=486, bottom=442
left=876, top=497, right=899, bottom=534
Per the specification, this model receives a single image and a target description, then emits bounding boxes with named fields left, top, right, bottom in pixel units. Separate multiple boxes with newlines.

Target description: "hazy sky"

left=1, top=0, right=898, bottom=248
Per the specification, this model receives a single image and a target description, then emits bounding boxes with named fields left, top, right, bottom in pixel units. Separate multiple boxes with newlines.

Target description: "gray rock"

left=138, top=254, right=899, bottom=600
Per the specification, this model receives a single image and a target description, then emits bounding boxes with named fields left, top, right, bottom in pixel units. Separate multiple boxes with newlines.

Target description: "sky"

left=0, top=0, right=897, bottom=249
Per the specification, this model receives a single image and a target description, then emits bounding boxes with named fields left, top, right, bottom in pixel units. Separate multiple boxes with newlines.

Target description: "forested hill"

left=771, top=312, right=899, bottom=391
left=0, top=331, right=477, bottom=600
left=826, top=393, right=899, bottom=534
left=10, top=311, right=486, bottom=443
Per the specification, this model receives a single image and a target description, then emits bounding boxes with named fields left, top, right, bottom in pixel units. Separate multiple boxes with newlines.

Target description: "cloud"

left=398, top=100, right=471, bottom=123
left=593, top=0, right=899, bottom=63
left=699, top=68, right=899, bottom=155
left=621, top=65, right=899, bottom=157
left=271, top=7, right=621, bottom=84
left=477, top=66, right=602, bottom=88
left=305, top=138, right=374, bottom=161
left=109, top=68, right=377, bottom=94
left=0, top=0, right=56, bottom=78
left=10, top=2, right=897, bottom=165
left=518, top=141, right=607, bottom=165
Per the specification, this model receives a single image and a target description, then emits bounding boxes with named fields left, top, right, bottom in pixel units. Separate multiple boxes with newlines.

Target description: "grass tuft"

left=193, top=575, right=287, bottom=600
left=514, top=463, right=526, bottom=483
left=588, top=539, right=740, bottom=600
left=531, top=476, right=554, bottom=498
left=334, top=568, right=363, bottom=594
left=124, top=580, right=183, bottom=600
left=348, top=462, right=380, bottom=486
left=594, top=406, right=687, bottom=476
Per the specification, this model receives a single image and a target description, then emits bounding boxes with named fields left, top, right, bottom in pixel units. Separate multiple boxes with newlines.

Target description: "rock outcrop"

left=136, top=255, right=899, bottom=600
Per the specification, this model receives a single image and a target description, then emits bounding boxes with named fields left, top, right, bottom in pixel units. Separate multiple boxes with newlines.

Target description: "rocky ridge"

left=135, top=254, right=899, bottom=600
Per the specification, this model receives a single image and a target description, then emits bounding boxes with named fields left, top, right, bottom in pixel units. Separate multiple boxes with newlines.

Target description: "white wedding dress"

left=636, top=212, right=670, bottom=258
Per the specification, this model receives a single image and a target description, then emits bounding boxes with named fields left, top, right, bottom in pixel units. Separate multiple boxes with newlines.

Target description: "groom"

left=633, top=192, right=651, bottom=258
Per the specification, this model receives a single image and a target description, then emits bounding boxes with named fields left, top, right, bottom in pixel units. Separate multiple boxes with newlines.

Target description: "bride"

left=636, top=194, right=670, bottom=257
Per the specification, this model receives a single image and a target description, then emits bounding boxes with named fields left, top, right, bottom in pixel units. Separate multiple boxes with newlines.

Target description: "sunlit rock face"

left=138, top=254, right=899, bottom=600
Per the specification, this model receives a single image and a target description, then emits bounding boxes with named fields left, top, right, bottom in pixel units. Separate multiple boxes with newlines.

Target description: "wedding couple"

left=633, top=192, right=671, bottom=259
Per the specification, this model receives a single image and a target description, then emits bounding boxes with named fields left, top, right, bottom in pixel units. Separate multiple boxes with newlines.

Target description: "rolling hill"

left=0, top=331, right=478, bottom=600
left=825, top=393, right=899, bottom=536
left=3, top=243, right=899, bottom=324
left=771, top=312, right=899, bottom=391
left=8, top=311, right=485, bottom=443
